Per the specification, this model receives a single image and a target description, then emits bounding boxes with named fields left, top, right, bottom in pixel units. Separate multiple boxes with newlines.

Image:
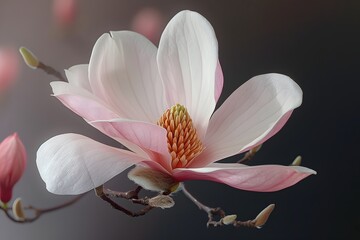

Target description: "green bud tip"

left=19, top=46, right=39, bottom=69
left=291, top=155, right=302, bottom=166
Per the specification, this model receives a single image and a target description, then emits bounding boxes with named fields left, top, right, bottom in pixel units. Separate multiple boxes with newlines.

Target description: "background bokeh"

left=1, top=0, right=359, bottom=239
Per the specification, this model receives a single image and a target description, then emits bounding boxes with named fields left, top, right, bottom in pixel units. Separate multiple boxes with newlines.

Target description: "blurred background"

left=0, top=0, right=359, bottom=239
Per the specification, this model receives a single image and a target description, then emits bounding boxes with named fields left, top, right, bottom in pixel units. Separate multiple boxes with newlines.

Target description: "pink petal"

left=51, top=81, right=119, bottom=121
left=88, top=31, right=166, bottom=122
left=173, top=163, right=316, bottom=192
left=91, top=119, right=172, bottom=172
left=157, top=10, right=218, bottom=139
left=51, top=82, right=165, bottom=164
left=215, top=61, right=224, bottom=103
left=191, top=73, right=302, bottom=167
left=36, top=133, right=148, bottom=195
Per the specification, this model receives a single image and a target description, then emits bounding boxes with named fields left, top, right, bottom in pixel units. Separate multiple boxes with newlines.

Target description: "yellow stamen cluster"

left=157, top=104, right=203, bottom=169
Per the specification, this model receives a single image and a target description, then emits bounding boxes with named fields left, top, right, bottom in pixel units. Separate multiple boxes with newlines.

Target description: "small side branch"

left=103, top=186, right=142, bottom=200
left=95, top=186, right=153, bottom=217
left=38, top=62, right=66, bottom=82
left=180, top=183, right=274, bottom=228
left=1, top=194, right=86, bottom=223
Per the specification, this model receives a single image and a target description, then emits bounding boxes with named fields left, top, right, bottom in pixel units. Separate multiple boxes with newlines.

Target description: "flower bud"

left=19, top=47, right=39, bottom=69
left=249, top=144, right=262, bottom=154
left=291, top=155, right=302, bottom=166
left=0, top=133, right=27, bottom=203
left=128, top=165, right=178, bottom=193
left=12, top=198, right=25, bottom=221
left=222, top=214, right=237, bottom=225
left=253, top=204, right=275, bottom=229
left=148, top=195, right=175, bottom=209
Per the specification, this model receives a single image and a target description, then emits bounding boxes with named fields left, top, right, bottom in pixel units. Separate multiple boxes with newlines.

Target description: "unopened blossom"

left=0, top=47, right=19, bottom=92
left=37, top=10, right=316, bottom=195
left=0, top=133, right=27, bottom=203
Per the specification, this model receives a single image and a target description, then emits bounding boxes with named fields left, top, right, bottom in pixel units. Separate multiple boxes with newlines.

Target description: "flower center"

left=157, top=104, right=203, bottom=169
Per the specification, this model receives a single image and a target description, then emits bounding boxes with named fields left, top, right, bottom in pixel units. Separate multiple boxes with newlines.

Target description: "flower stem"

left=179, top=183, right=212, bottom=213
left=38, top=62, right=66, bottom=82
left=95, top=185, right=154, bottom=217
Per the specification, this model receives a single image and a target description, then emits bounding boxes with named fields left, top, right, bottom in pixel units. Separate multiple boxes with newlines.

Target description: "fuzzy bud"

left=12, top=198, right=25, bottom=221
left=148, top=195, right=175, bottom=209
left=222, top=214, right=237, bottom=225
left=128, top=165, right=178, bottom=193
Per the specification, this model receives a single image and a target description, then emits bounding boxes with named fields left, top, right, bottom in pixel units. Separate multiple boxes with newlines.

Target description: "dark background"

left=0, top=0, right=359, bottom=239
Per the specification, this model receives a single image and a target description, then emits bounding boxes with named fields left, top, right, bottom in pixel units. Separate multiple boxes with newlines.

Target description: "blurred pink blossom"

left=53, top=0, right=77, bottom=28
left=0, top=133, right=27, bottom=204
left=131, top=8, right=164, bottom=44
left=0, top=48, right=19, bottom=92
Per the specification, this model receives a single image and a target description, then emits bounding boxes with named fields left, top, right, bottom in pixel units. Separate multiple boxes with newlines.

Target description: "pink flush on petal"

left=131, top=8, right=164, bottom=44
left=53, top=0, right=77, bottom=28
left=0, top=47, right=19, bottom=92
left=0, top=133, right=27, bottom=203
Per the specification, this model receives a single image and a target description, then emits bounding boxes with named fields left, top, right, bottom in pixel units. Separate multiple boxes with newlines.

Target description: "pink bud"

left=53, top=0, right=77, bottom=28
left=0, top=47, right=19, bottom=92
left=131, top=8, right=164, bottom=44
left=0, top=133, right=27, bottom=203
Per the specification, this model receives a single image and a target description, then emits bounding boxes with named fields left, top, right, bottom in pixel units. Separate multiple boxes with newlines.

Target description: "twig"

left=95, top=186, right=153, bottom=217
left=180, top=183, right=271, bottom=228
left=38, top=62, right=66, bottom=82
left=103, top=186, right=142, bottom=200
left=1, top=194, right=86, bottom=223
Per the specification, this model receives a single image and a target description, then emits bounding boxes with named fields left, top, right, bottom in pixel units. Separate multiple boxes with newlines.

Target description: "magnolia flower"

left=37, top=10, right=315, bottom=195
left=0, top=133, right=27, bottom=203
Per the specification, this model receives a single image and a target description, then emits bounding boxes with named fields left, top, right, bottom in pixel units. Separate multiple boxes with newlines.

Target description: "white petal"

left=89, top=31, right=165, bottom=122
left=36, top=134, right=147, bottom=195
left=157, top=10, right=218, bottom=139
left=64, top=64, right=91, bottom=92
left=192, top=73, right=302, bottom=167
